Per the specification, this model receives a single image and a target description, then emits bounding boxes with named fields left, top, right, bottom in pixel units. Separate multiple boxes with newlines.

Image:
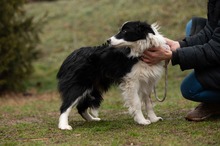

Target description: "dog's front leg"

left=121, top=82, right=151, bottom=125
left=144, top=93, right=163, bottom=123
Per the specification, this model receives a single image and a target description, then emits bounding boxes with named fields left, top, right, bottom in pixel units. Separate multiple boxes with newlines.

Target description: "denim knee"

left=180, top=84, right=199, bottom=101
left=180, top=72, right=203, bottom=101
left=180, top=81, right=194, bottom=100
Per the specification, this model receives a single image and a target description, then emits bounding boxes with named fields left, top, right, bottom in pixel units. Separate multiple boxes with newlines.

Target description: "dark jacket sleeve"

left=179, top=22, right=214, bottom=47
left=172, top=26, right=220, bottom=71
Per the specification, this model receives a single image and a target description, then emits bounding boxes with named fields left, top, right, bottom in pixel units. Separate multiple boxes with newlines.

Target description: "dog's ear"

left=138, top=22, right=155, bottom=35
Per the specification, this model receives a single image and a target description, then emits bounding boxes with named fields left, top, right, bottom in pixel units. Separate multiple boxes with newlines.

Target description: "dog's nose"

left=107, top=39, right=111, bottom=44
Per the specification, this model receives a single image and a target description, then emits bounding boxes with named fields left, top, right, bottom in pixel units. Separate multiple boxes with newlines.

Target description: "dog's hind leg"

left=81, top=109, right=101, bottom=121
left=89, top=88, right=103, bottom=118
left=58, top=99, right=79, bottom=130
left=58, top=85, right=86, bottom=130
left=77, top=89, right=102, bottom=121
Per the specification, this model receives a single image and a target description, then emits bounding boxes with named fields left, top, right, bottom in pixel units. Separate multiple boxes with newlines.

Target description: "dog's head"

left=107, top=21, right=166, bottom=57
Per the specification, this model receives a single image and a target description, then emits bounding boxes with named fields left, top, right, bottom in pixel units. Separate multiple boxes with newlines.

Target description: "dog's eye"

left=122, top=30, right=127, bottom=33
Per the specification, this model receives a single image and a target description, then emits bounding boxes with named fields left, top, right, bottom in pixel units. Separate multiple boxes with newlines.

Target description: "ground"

left=1, top=89, right=220, bottom=145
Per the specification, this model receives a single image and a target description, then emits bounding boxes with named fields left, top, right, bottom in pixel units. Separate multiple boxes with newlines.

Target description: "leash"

left=153, top=60, right=169, bottom=102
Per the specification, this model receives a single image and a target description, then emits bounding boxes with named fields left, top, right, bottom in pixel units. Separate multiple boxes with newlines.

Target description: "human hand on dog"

left=165, top=38, right=180, bottom=51
left=141, top=38, right=180, bottom=65
left=141, top=47, right=172, bottom=65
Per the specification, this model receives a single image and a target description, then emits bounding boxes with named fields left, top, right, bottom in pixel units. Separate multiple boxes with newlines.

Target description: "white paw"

left=150, top=117, right=163, bottom=123
left=82, top=110, right=101, bottom=122
left=58, top=124, right=73, bottom=130
left=135, top=118, right=151, bottom=125
left=87, top=117, right=101, bottom=122
left=90, top=108, right=99, bottom=118
left=92, top=118, right=101, bottom=121
left=138, top=119, right=151, bottom=125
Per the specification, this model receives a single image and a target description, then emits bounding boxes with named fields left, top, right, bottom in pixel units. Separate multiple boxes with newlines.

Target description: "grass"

left=1, top=0, right=220, bottom=145
left=1, top=90, right=220, bottom=145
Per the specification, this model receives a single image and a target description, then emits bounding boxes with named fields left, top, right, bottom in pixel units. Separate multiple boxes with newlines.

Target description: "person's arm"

left=179, top=22, right=213, bottom=47
left=172, top=26, right=220, bottom=70
left=143, top=26, right=220, bottom=70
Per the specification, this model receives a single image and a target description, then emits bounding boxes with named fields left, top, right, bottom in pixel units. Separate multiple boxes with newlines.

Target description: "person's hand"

left=165, top=38, right=180, bottom=51
left=142, top=46, right=172, bottom=65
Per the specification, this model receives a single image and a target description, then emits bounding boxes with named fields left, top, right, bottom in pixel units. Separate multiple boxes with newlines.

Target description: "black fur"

left=57, top=43, right=138, bottom=116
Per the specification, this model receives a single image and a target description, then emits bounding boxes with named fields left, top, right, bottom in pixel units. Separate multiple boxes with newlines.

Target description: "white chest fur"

left=120, top=61, right=164, bottom=90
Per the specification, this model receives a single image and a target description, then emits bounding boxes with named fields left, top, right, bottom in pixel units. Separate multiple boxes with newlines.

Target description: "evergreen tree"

left=0, top=0, right=41, bottom=92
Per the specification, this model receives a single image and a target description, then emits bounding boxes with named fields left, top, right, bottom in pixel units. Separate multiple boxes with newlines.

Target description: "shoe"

left=185, top=103, right=220, bottom=121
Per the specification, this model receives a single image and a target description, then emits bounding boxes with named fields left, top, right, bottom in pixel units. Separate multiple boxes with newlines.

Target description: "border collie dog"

left=57, top=21, right=167, bottom=130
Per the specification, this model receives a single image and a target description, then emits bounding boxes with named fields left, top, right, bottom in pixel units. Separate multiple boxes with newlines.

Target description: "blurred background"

left=0, top=0, right=206, bottom=96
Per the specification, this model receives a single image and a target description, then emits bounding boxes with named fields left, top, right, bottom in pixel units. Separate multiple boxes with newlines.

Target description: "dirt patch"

left=0, top=91, right=59, bottom=106
left=8, top=117, right=43, bottom=125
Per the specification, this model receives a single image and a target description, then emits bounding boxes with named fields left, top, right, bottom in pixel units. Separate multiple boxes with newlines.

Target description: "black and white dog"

left=57, top=21, right=167, bottom=130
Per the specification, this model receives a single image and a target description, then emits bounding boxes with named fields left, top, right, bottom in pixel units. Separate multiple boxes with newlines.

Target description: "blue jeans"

left=180, top=20, right=220, bottom=103
left=181, top=72, right=220, bottom=102
left=185, top=19, right=192, bottom=36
